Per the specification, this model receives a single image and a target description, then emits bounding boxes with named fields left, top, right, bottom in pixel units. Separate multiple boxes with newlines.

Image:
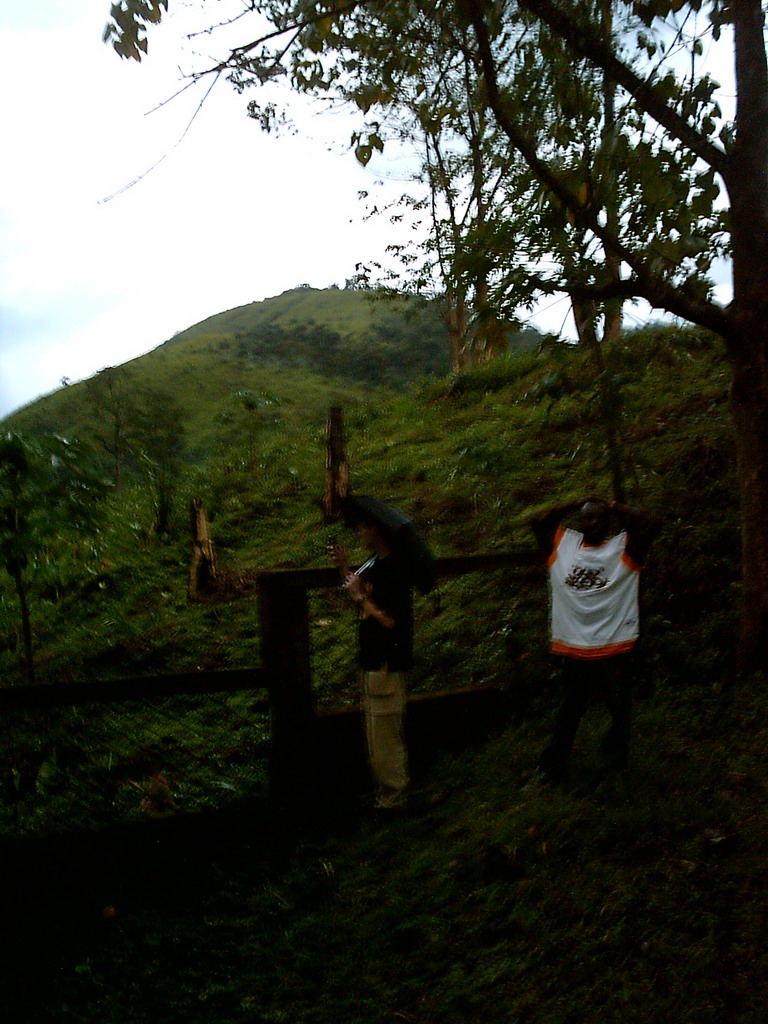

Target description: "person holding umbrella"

left=329, top=495, right=434, bottom=812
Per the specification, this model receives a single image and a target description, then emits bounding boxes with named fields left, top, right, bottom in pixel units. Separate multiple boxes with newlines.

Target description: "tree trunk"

left=465, top=77, right=505, bottom=366
left=12, top=563, right=35, bottom=685
left=600, top=0, right=623, bottom=345
left=445, top=288, right=469, bottom=372
left=571, top=293, right=596, bottom=349
left=473, top=274, right=506, bottom=363
left=725, top=0, right=768, bottom=675
left=570, top=296, right=626, bottom=502
left=424, top=130, right=469, bottom=373
left=728, top=354, right=768, bottom=676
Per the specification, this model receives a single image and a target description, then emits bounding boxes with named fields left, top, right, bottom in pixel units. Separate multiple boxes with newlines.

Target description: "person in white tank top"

left=524, top=497, right=661, bottom=789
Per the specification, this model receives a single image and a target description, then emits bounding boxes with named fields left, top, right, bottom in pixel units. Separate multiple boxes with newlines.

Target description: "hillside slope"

left=0, top=322, right=739, bottom=690
left=4, top=286, right=543, bottom=444
left=3, top=287, right=435, bottom=445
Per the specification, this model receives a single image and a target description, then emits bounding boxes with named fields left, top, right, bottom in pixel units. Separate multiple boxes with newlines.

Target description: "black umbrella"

left=341, top=494, right=435, bottom=594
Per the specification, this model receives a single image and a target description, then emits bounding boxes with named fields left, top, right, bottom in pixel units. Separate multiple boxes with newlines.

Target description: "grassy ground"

left=3, top=672, right=766, bottom=1023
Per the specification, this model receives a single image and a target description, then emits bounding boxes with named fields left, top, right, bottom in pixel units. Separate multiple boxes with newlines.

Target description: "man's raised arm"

left=610, top=502, right=662, bottom=565
left=528, top=499, right=585, bottom=557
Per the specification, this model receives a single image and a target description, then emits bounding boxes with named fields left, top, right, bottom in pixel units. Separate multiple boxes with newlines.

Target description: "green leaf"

left=355, top=144, right=373, bottom=166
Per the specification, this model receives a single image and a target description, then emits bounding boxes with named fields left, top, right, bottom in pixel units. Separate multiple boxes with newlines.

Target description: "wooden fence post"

left=323, top=406, right=349, bottom=522
left=258, top=573, right=317, bottom=814
left=189, top=498, right=217, bottom=601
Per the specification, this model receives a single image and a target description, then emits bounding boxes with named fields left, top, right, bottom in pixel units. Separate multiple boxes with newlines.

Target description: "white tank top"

left=548, top=527, right=640, bottom=659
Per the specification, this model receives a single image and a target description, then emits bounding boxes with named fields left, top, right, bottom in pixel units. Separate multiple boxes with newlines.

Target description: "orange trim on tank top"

left=551, top=639, right=637, bottom=659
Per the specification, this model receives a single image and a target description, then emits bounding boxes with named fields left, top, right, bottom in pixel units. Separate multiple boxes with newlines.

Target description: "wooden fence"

left=0, top=550, right=541, bottom=819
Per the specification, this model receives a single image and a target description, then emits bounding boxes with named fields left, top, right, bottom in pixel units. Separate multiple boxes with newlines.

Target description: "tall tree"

left=272, top=6, right=515, bottom=369
left=84, top=365, right=141, bottom=491
left=134, top=388, right=187, bottom=536
left=0, top=433, right=107, bottom=684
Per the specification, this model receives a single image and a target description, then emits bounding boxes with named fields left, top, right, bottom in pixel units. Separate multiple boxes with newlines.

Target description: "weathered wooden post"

left=258, top=572, right=317, bottom=814
left=323, top=406, right=349, bottom=522
left=258, top=407, right=349, bottom=814
left=188, top=498, right=217, bottom=601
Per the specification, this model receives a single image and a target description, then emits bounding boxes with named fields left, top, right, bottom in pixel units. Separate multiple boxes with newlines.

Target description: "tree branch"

left=515, top=0, right=729, bottom=179
left=212, top=0, right=371, bottom=76
left=464, top=0, right=732, bottom=338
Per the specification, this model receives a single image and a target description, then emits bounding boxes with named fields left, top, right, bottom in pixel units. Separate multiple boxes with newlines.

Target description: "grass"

left=4, top=677, right=766, bottom=1023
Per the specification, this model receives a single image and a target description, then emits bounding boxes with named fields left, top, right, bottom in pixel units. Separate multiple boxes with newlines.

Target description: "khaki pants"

left=362, top=668, right=409, bottom=809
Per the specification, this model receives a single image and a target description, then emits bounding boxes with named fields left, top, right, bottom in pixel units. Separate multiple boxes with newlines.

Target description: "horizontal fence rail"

left=256, top=550, right=542, bottom=592
left=0, top=550, right=541, bottom=707
left=0, top=668, right=268, bottom=712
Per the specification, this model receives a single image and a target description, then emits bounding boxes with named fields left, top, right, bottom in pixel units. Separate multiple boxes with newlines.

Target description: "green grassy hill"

left=167, top=284, right=423, bottom=343
left=3, top=309, right=766, bottom=1024
left=4, top=286, right=540, bottom=452
left=164, top=285, right=454, bottom=389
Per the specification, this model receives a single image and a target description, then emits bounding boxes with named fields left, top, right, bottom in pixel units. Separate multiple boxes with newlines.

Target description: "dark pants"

left=538, top=654, right=633, bottom=782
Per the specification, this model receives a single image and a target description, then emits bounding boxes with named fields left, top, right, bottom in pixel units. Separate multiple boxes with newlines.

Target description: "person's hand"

left=343, top=572, right=364, bottom=603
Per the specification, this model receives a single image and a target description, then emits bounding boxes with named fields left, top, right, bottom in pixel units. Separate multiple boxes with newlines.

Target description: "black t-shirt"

left=357, top=555, right=413, bottom=671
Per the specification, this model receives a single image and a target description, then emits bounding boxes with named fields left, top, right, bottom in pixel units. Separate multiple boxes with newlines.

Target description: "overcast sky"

left=0, top=1, right=734, bottom=421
